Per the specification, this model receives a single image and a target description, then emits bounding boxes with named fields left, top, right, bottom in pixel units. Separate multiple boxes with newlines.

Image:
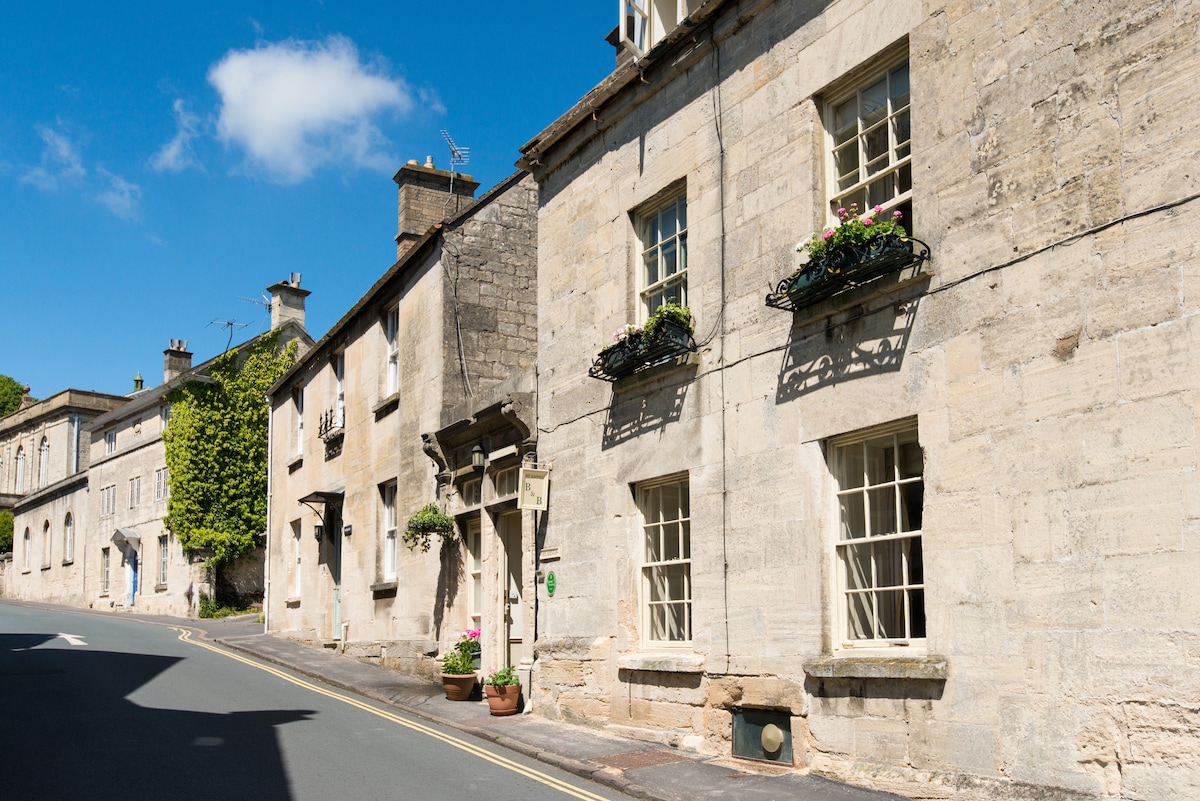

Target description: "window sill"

left=98, top=592, right=109, bottom=598
left=20, top=569, right=31, bottom=575
left=285, top=597, right=301, bottom=608
left=40, top=564, right=51, bottom=572
left=617, top=652, right=705, bottom=674
left=803, top=653, right=947, bottom=680
left=371, top=581, right=398, bottom=599
left=287, top=455, right=304, bottom=472
left=61, top=559, right=73, bottom=567
left=154, top=583, right=168, bottom=592
left=372, top=393, right=400, bottom=418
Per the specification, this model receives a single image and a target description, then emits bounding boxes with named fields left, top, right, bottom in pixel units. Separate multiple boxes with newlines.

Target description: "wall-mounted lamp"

left=471, top=443, right=485, bottom=471
left=314, top=524, right=324, bottom=542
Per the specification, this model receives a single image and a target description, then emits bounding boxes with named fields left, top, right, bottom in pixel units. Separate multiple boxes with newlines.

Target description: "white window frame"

left=493, top=467, right=518, bottom=500
left=638, top=192, right=688, bottom=320
left=824, top=59, right=912, bottom=227
left=461, top=478, right=482, bottom=508
left=291, top=520, right=303, bottom=598
left=465, top=519, right=482, bottom=634
left=333, top=352, right=346, bottom=427
left=619, top=0, right=698, bottom=56
left=100, top=484, right=116, bottom=518
left=382, top=482, right=398, bottom=581
left=637, top=475, right=692, bottom=647
left=14, top=446, right=24, bottom=493
left=293, top=387, right=304, bottom=456
left=64, top=512, right=74, bottom=562
left=158, top=534, right=169, bottom=585
left=38, top=437, right=49, bottom=489
left=155, top=467, right=169, bottom=501
left=101, top=547, right=111, bottom=593
left=384, top=306, right=400, bottom=396
left=129, top=476, right=141, bottom=509
left=829, top=420, right=925, bottom=648
left=105, top=431, right=117, bottom=454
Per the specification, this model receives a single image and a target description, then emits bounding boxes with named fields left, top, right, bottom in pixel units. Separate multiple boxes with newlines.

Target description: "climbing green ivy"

left=163, top=333, right=296, bottom=567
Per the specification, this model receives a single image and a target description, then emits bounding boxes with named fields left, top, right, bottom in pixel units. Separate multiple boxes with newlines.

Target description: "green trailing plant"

left=441, top=648, right=476, bottom=675
left=163, top=333, right=297, bottom=567
left=599, top=304, right=694, bottom=355
left=484, top=665, right=520, bottom=686
left=799, top=203, right=907, bottom=264
left=403, top=502, right=456, bottom=552
left=197, top=593, right=256, bottom=619
left=0, top=509, right=13, bottom=554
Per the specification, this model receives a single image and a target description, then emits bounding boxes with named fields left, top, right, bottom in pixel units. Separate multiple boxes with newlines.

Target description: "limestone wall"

left=527, top=0, right=1200, bottom=798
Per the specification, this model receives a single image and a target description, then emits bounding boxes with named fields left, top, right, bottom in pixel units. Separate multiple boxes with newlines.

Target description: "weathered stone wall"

left=9, top=478, right=89, bottom=606
left=528, top=0, right=1200, bottom=798
left=267, top=174, right=538, bottom=674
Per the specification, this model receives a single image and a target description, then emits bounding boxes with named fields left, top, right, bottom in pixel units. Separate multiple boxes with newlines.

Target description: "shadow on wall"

left=775, top=296, right=921, bottom=404
left=432, top=537, right=464, bottom=643
left=602, top=364, right=697, bottom=449
left=0, top=633, right=314, bottom=800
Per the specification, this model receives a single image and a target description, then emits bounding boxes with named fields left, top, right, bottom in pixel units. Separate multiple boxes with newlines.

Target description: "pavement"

left=141, top=611, right=911, bottom=801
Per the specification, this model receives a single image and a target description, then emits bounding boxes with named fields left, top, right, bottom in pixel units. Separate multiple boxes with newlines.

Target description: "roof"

left=86, top=319, right=314, bottom=431
left=517, top=0, right=731, bottom=170
left=267, top=169, right=530, bottom=398
left=0, top=388, right=128, bottom=435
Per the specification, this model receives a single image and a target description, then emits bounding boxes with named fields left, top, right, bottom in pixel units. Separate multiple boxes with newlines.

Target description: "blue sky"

left=1, top=1, right=615, bottom=398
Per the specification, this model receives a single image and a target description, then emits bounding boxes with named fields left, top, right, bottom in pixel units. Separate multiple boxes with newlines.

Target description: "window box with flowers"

left=766, top=205, right=930, bottom=313
left=589, top=303, right=697, bottom=382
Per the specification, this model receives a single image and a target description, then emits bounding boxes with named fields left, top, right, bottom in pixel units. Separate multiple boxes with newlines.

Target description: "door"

left=126, top=549, right=139, bottom=607
left=499, top=511, right=523, bottom=667
left=327, top=505, right=343, bottom=639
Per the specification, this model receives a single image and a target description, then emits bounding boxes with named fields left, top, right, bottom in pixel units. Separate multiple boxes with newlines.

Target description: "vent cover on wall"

left=731, top=707, right=793, bottom=764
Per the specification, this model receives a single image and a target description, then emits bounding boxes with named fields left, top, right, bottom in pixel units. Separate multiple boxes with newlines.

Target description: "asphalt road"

left=0, top=603, right=631, bottom=801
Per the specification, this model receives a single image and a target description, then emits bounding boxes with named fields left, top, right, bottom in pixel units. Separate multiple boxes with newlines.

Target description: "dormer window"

left=620, top=0, right=701, bottom=57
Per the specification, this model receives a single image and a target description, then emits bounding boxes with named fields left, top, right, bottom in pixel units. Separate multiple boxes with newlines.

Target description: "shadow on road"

left=0, top=633, right=314, bottom=800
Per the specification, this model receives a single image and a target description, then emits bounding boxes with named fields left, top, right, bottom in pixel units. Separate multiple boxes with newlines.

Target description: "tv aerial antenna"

left=208, top=318, right=248, bottom=352
left=238, top=292, right=271, bottom=312
left=440, top=130, right=470, bottom=221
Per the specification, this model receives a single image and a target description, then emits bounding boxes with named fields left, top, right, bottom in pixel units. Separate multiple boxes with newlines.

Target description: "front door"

left=126, top=549, right=139, bottom=607
left=499, top=511, right=523, bottom=667
left=328, top=504, right=343, bottom=639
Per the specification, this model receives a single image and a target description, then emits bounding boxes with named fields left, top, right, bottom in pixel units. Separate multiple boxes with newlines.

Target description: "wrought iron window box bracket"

left=588, top=319, right=698, bottom=382
left=765, top=236, right=931, bottom=313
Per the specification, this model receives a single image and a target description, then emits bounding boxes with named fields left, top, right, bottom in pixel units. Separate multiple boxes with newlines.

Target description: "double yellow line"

left=171, top=627, right=612, bottom=801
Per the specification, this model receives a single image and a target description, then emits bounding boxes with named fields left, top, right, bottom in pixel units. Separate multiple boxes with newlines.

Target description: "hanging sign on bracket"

left=518, top=464, right=549, bottom=511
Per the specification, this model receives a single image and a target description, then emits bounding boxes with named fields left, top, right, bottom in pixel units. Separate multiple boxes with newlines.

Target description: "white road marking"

left=57, top=633, right=88, bottom=646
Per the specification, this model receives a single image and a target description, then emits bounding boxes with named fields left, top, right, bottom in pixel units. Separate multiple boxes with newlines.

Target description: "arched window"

left=22, top=528, right=30, bottom=570
left=38, top=437, right=49, bottom=489
left=64, top=513, right=75, bottom=563
left=42, top=520, right=51, bottom=567
left=15, top=446, right=24, bottom=493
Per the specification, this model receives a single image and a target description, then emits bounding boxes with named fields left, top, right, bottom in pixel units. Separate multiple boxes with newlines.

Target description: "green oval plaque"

left=546, top=571, right=556, bottom=597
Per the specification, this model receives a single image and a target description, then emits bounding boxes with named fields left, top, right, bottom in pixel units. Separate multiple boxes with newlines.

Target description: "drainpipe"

left=263, top=392, right=273, bottom=633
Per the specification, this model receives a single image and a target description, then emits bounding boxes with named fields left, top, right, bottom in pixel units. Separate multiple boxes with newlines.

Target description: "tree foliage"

left=163, top=334, right=296, bottom=566
left=0, top=374, right=27, bottom=418
left=0, top=509, right=13, bottom=554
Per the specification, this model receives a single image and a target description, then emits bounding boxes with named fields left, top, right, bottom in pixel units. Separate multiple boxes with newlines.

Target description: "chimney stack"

left=164, top=340, right=192, bottom=383
left=267, top=273, right=310, bottom=331
left=392, top=157, right=479, bottom=258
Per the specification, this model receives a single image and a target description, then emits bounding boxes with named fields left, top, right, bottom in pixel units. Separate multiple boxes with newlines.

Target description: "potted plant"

left=642, top=303, right=694, bottom=348
left=589, top=305, right=696, bottom=381
left=482, top=665, right=522, bottom=716
left=595, top=323, right=643, bottom=376
left=403, top=502, right=457, bottom=552
left=460, top=627, right=482, bottom=670
left=439, top=647, right=477, bottom=701
left=767, top=204, right=927, bottom=311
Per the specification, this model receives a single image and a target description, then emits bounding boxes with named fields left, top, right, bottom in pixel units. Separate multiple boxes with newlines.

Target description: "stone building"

left=515, top=1, right=1200, bottom=799
left=264, top=161, right=538, bottom=681
left=83, top=292, right=313, bottom=616
left=4, top=389, right=126, bottom=604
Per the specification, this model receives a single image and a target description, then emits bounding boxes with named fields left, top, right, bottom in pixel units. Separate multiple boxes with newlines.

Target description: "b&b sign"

left=518, top=466, right=549, bottom=510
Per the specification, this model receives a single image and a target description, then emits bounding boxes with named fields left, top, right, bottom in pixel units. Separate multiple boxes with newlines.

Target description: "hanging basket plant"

left=403, top=502, right=457, bottom=552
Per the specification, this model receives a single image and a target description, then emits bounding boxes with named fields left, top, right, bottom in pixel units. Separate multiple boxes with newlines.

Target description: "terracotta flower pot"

left=441, top=672, right=477, bottom=701
left=484, top=683, right=522, bottom=716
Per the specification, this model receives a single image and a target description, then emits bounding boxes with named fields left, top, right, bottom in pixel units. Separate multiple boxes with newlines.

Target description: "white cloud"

left=94, top=168, right=141, bottom=219
left=209, top=35, right=413, bottom=184
left=20, top=126, right=85, bottom=190
left=151, top=98, right=202, bottom=173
